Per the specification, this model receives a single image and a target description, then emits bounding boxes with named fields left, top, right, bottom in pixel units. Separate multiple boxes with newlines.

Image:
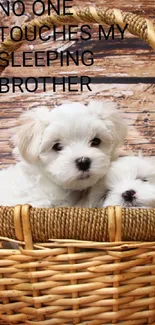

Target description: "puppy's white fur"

left=0, top=101, right=127, bottom=207
left=82, top=155, right=155, bottom=208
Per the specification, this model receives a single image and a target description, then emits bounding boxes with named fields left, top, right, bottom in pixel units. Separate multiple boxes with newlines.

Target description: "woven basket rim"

left=1, top=205, right=155, bottom=244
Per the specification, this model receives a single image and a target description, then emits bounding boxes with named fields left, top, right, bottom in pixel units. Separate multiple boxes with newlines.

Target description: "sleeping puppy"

left=0, top=101, right=127, bottom=207
left=81, top=155, right=155, bottom=208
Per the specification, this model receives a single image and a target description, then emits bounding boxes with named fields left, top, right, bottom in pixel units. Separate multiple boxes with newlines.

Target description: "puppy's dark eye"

left=52, top=143, right=63, bottom=152
left=91, top=137, right=101, bottom=147
left=137, top=177, right=148, bottom=182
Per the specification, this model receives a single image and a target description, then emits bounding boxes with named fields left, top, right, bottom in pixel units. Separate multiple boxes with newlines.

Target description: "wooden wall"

left=0, top=0, right=155, bottom=168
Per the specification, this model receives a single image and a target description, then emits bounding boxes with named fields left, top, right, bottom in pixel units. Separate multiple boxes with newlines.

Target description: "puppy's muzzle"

left=75, top=157, right=91, bottom=171
left=122, top=190, right=136, bottom=202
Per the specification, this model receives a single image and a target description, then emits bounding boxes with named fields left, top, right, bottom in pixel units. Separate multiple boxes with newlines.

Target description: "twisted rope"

left=0, top=6, right=155, bottom=74
left=0, top=206, right=155, bottom=243
left=0, top=206, right=109, bottom=242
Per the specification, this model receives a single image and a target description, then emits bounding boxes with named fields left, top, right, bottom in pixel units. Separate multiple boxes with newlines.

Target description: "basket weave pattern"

left=0, top=205, right=155, bottom=324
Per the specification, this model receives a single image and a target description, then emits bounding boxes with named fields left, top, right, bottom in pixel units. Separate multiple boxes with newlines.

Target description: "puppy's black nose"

left=122, top=190, right=136, bottom=202
left=76, top=157, right=91, bottom=171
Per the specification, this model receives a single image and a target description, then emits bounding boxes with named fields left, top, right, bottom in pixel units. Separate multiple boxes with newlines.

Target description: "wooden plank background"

left=0, top=0, right=155, bottom=168
left=2, top=0, right=155, bottom=78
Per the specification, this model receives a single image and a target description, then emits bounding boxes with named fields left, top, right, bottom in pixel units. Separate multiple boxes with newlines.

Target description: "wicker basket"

left=1, top=6, right=155, bottom=325
left=0, top=205, right=155, bottom=324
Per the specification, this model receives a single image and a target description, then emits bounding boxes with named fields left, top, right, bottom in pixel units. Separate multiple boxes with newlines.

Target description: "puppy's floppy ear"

left=12, top=107, right=50, bottom=164
left=87, top=100, right=127, bottom=152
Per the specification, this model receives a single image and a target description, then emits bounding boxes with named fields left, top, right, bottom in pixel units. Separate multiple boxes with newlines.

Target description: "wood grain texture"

left=0, top=83, right=155, bottom=168
left=1, top=0, right=155, bottom=78
left=0, top=0, right=155, bottom=168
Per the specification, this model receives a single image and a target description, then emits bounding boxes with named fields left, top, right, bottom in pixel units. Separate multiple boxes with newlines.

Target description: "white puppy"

left=0, top=101, right=126, bottom=207
left=82, top=155, right=155, bottom=208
